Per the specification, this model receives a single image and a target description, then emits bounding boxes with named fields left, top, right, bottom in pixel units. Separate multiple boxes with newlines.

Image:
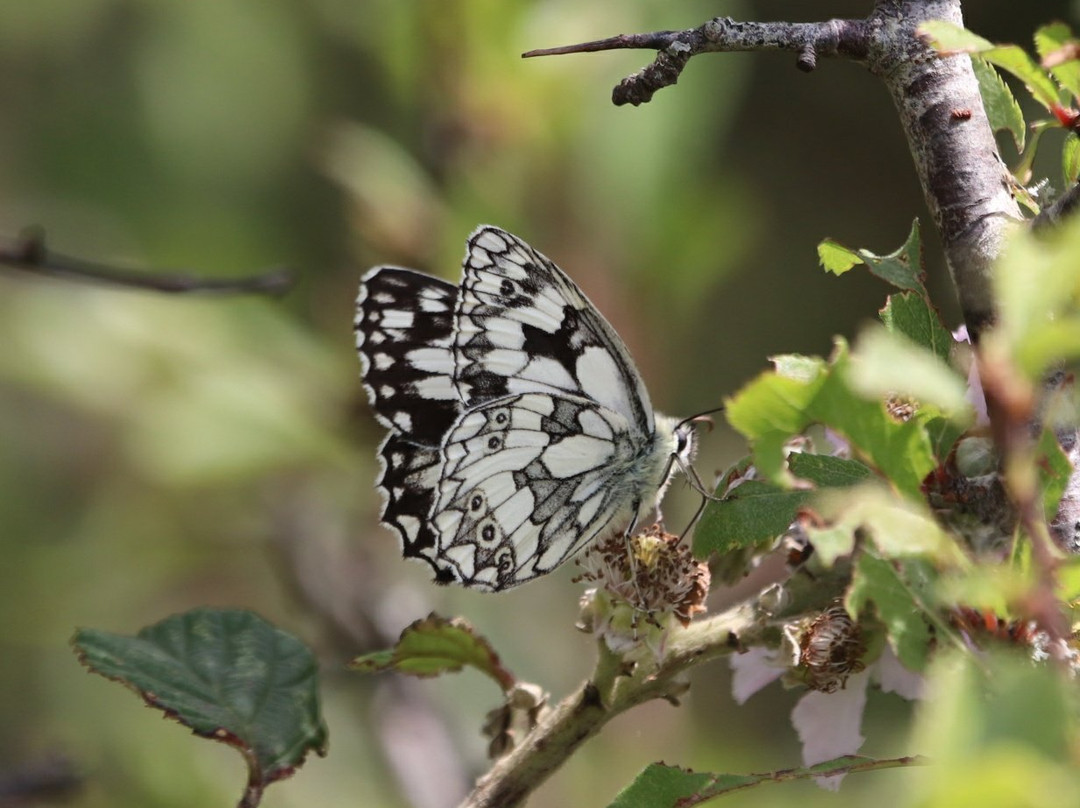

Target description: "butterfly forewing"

left=356, top=226, right=685, bottom=591
left=354, top=268, right=461, bottom=446
left=455, top=228, right=656, bottom=431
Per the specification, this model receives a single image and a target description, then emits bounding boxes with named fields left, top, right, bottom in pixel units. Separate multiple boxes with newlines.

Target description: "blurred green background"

left=0, top=2, right=1073, bottom=806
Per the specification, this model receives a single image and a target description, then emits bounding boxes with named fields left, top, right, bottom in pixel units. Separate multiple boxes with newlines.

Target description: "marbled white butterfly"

left=355, top=226, right=696, bottom=591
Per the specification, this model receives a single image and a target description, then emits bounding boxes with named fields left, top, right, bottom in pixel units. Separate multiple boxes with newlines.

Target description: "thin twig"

left=1032, top=181, right=1080, bottom=233
left=0, top=228, right=294, bottom=296
left=524, top=16, right=869, bottom=106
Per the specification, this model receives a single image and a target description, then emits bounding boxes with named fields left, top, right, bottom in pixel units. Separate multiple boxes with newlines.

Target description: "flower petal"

left=791, top=668, right=870, bottom=790
left=729, top=647, right=784, bottom=704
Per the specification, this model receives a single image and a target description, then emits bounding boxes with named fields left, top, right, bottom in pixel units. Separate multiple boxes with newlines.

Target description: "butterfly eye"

left=499, top=279, right=516, bottom=296
left=469, top=493, right=484, bottom=512
left=486, top=435, right=502, bottom=450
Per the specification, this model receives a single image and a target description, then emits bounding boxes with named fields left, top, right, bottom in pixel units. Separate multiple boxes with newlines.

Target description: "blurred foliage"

left=0, top=1, right=1075, bottom=807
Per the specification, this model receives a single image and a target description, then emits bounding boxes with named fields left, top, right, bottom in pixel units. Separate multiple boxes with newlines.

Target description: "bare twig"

left=0, top=228, right=294, bottom=296
left=526, top=17, right=870, bottom=106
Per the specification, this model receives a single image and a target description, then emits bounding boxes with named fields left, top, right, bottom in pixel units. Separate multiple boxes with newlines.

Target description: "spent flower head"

left=575, top=525, right=710, bottom=660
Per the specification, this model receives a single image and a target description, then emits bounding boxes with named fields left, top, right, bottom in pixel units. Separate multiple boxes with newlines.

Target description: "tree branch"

left=0, top=228, right=294, bottom=296
left=524, top=1, right=1020, bottom=338
left=525, top=17, right=871, bottom=106
left=462, top=599, right=765, bottom=808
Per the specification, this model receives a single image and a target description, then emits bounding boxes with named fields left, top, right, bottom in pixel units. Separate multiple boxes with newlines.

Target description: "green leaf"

left=1035, top=22, right=1080, bottom=101
left=608, top=763, right=715, bottom=808
left=725, top=356, right=827, bottom=483
left=936, top=566, right=1033, bottom=616
left=694, top=479, right=809, bottom=557
left=1038, top=427, right=1072, bottom=519
left=788, top=452, right=873, bottom=487
left=73, top=609, right=328, bottom=792
left=912, top=653, right=1076, bottom=775
left=810, top=485, right=964, bottom=568
left=879, top=290, right=955, bottom=362
left=817, top=239, right=863, bottom=275
left=1063, top=133, right=1080, bottom=185
left=351, top=613, right=515, bottom=691
left=971, top=57, right=1026, bottom=153
left=991, top=216, right=1080, bottom=378
left=924, top=416, right=967, bottom=463
left=609, top=756, right=927, bottom=807
left=809, top=345, right=936, bottom=498
left=1056, top=557, right=1080, bottom=603
left=846, top=552, right=934, bottom=671
left=820, top=220, right=924, bottom=291
left=920, top=21, right=1060, bottom=109
left=727, top=342, right=937, bottom=498
left=850, top=325, right=971, bottom=417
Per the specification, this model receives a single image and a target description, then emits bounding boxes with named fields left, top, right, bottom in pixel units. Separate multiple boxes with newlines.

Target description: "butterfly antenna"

left=674, top=405, right=726, bottom=433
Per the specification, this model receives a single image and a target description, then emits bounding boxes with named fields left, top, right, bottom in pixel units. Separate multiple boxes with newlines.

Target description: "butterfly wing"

left=453, top=226, right=655, bottom=433
left=355, top=229, right=676, bottom=591
left=355, top=267, right=466, bottom=580
left=354, top=267, right=461, bottom=446
left=429, top=392, right=642, bottom=590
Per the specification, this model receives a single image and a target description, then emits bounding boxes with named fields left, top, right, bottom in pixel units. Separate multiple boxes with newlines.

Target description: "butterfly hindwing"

left=430, top=393, right=638, bottom=590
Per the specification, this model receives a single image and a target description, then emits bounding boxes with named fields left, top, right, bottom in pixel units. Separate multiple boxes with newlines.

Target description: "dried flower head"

left=884, top=393, right=918, bottom=423
left=576, top=524, right=710, bottom=624
left=797, top=603, right=866, bottom=693
left=575, top=524, right=710, bottom=658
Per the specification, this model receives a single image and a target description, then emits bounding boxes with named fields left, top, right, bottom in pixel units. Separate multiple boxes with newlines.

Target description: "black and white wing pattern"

left=355, top=226, right=695, bottom=591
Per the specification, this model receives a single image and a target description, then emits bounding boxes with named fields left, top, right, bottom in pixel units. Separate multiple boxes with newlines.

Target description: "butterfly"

left=354, top=226, right=697, bottom=591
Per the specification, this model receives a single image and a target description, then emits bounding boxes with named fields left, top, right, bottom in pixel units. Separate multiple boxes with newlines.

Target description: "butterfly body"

left=355, top=226, right=693, bottom=591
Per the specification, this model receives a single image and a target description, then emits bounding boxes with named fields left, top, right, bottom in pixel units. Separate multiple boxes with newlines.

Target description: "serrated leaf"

left=1063, top=134, right=1080, bottom=184
left=879, top=290, right=955, bottom=363
left=728, top=342, right=936, bottom=498
left=725, top=356, right=827, bottom=483
left=608, top=763, right=716, bottom=808
left=809, top=344, right=936, bottom=498
left=351, top=613, right=515, bottom=691
left=820, top=221, right=924, bottom=291
left=609, top=756, right=925, bottom=807
left=1036, top=22, right=1080, bottom=100
left=694, top=480, right=809, bottom=557
left=73, top=609, right=327, bottom=794
left=971, top=57, right=1026, bottom=153
left=817, top=239, right=863, bottom=275
left=788, top=453, right=873, bottom=487
left=846, top=553, right=933, bottom=671
left=920, top=21, right=1060, bottom=108
left=858, top=219, right=924, bottom=291
left=850, top=326, right=971, bottom=417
